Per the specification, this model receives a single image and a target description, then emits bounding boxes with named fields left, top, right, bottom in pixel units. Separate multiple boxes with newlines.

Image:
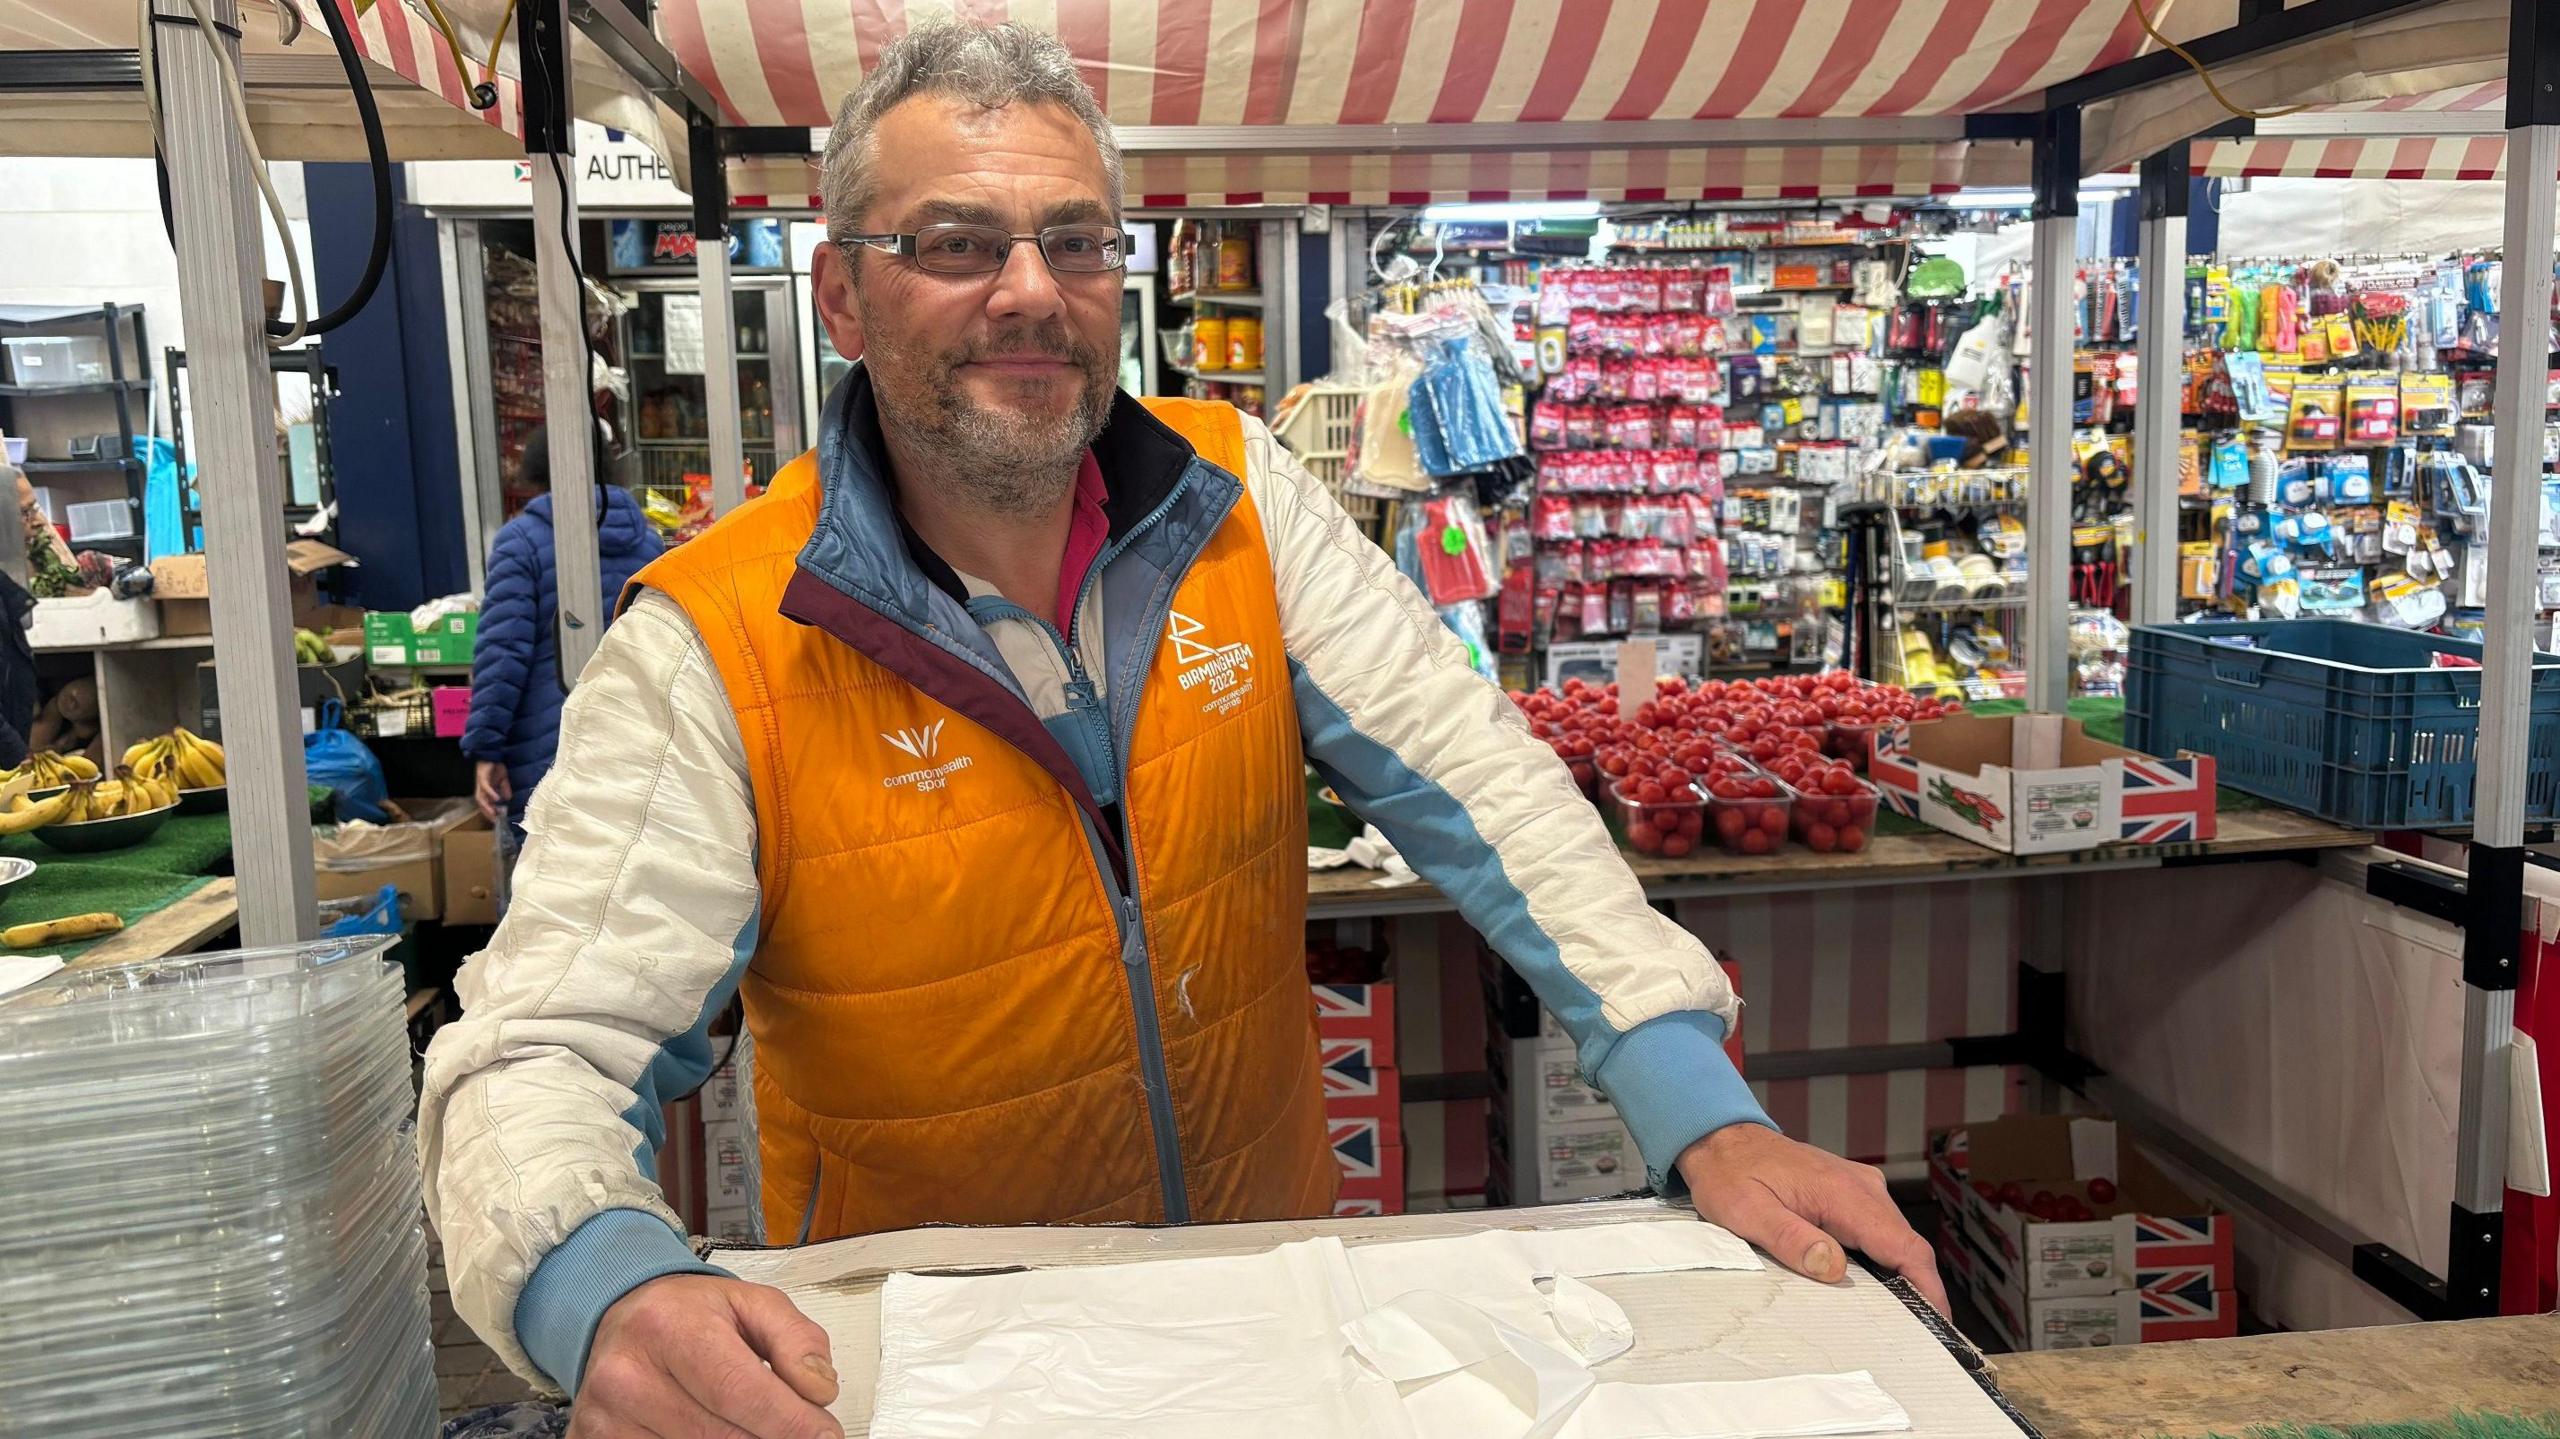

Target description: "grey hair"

left=821, top=21, right=1123, bottom=251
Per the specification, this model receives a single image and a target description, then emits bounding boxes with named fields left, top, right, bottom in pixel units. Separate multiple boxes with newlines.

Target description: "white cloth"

left=870, top=1220, right=1908, bottom=1439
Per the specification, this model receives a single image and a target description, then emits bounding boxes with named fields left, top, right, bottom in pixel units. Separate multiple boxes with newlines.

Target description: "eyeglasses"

left=840, top=222, right=1126, bottom=276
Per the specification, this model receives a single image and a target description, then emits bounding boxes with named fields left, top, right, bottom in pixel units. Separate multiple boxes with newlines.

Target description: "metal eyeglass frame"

left=838, top=222, right=1128, bottom=275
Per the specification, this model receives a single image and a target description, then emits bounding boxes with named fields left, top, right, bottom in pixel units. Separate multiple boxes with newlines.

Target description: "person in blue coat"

left=463, top=424, right=663, bottom=862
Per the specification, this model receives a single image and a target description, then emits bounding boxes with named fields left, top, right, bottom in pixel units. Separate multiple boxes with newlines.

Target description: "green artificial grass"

left=2175, top=1413, right=2560, bottom=1439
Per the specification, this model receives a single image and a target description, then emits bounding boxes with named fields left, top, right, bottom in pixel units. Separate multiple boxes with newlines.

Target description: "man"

left=422, top=22, right=1939, bottom=1439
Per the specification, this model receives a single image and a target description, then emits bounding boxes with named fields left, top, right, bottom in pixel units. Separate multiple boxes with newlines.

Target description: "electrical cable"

left=414, top=0, right=504, bottom=110
left=2128, top=0, right=2306, bottom=121
left=140, top=0, right=393, bottom=343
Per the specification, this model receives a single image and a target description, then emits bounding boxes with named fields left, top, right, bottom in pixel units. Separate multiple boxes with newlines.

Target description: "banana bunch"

left=294, top=629, right=334, bottom=665
left=0, top=788, right=71, bottom=835
left=121, top=727, right=226, bottom=790
left=46, top=769, right=174, bottom=824
left=9, top=751, right=100, bottom=788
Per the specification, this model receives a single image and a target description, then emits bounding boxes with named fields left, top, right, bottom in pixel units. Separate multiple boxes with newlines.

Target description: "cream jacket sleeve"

left=418, top=590, right=756, bottom=1393
left=1237, top=416, right=1769, bottom=1192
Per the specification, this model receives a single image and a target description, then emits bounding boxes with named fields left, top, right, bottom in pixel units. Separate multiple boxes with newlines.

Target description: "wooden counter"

left=67, top=876, right=236, bottom=970
left=1997, top=1313, right=2560, bottom=1437
left=1310, top=806, right=2373, bottom=916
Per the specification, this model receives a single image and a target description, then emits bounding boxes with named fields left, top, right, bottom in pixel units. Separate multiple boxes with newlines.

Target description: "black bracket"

left=689, top=108, right=730, bottom=254
left=2463, top=844, right=2525, bottom=993
left=518, top=0, right=573, bottom=156
left=2444, top=1202, right=2507, bottom=1317
left=2365, top=857, right=2469, bottom=926
left=2514, top=0, right=2560, bottom=130
left=2033, top=106, right=2081, bottom=219
left=2352, top=1241, right=2452, bottom=1320
left=720, top=126, right=825, bottom=156
left=2138, top=145, right=2190, bottom=223
left=2045, top=0, right=2437, bottom=110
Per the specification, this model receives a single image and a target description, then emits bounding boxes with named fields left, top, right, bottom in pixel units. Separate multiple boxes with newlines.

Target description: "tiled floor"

left=429, top=1230, right=540, bottom=1420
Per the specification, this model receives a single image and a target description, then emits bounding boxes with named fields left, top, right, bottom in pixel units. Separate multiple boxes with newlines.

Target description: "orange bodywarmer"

left=631, top=396, right=1333, bottom=1242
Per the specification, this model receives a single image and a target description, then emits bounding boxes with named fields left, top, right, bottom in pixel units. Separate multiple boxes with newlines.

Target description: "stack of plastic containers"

left=0, top=935, right=436, bottom=1437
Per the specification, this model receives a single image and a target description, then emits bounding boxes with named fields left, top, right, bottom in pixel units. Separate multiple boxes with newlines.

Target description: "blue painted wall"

left=305, top=163, right=468, bottom=610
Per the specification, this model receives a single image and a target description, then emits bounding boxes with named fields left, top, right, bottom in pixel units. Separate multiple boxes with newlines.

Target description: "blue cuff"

left=516, top=1208, right=729, bottom=1394
left=1593, top=1010, right=1776, bottom=1195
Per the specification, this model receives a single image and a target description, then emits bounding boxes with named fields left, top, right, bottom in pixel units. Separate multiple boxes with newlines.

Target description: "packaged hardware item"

left=2286, top=378, right=2343, bottom=451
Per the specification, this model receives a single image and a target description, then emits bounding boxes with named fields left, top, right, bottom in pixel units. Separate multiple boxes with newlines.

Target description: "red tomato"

left=1837, top=824, right=1866, bottom=852
left=1794, top=731, right=1824, bottom=752
left=1628, top=820, right=1663, bottom=854
left=2086, top=1177, right=2117, bottom=1205
left=1971, top=1179, right=1997, bottom=1200
left=1805, top=821, right=1837, bottom=852
left=1660, top=768, right=1691, bottom=790
left=1739, top=827, right=1773, bottom=854
left=1660, top=832, right=1694, bottom=858
left=1750, top=777, right=1778, bottom=799
left=1758, top=805, right=1787, bottom=837
left=1825, top=800, right=1854, bottom=828
left=1749, top=738, right=1781, bottom=763
left=1996, top=1181, right=2027, bottom=1210
left=2028, top=1192, right=2060, bottom=1222
left=1709, top=780, right=1748, bottom=801
left=1677, top=809, right=1704, bottom=839
left=2055, top=1198, right=2093, bottom=1222
left=1821, top=770, right=1857, bottom=797
left=1715, top=807, right=1747, bottom=840
left=1634, top=780, right=1666, bottom=804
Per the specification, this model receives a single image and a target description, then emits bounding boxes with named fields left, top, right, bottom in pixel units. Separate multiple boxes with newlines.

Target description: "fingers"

left=1803, top=1166, right=1951, bottom=1315
left=569, top=1350, right=711, bottom=1439
left=1705, top=1176, right=1848, bottom=1285
left=729, top=1283, right=841, bottom=1409
left=664, top=1319, right=840, bottom=1439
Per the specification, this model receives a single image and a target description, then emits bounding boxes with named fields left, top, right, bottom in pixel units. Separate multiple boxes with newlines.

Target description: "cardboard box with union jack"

left=1868, top=712, right=2216, bottom=856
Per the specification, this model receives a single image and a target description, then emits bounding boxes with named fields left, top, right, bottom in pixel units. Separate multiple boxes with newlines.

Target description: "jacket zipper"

left=1047, top=467, right=1217, bottom=1224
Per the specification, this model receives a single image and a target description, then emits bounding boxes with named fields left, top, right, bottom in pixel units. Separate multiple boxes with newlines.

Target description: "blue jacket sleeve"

left=463, top=534, right=540, bottom=764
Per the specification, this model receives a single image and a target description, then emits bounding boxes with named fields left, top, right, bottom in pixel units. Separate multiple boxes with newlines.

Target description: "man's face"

left=811, top=94, right=1121, bottom=503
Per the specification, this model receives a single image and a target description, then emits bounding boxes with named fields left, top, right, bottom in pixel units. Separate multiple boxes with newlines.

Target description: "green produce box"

left=362, top=612, right=415, bottom=666
left=410, top=612, right=478, bottom=665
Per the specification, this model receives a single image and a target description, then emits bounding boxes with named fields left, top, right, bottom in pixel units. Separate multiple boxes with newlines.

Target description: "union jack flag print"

left=1868, top=723, right=1922, bottom=817
left=1329, top=1116, right=1387, bottom=1180
left=2137, top=1266, right=2235, bottom=1340
left=2116, top=755, right=2218, bottom=845
left=1322, top=1037, right=1386, bottom=1101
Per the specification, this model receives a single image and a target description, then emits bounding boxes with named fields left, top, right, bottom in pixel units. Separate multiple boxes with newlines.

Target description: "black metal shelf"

left=20, top=456, right=142, bottom=473
left=0, top=379, right=150, bottom=398
left=166, top=344, right=339, bottom=551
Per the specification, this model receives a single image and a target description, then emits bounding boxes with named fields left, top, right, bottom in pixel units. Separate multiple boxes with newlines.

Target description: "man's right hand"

left=569, top=1274, right=843, bottom=1439
left=473, top=760, right=513, bottom=825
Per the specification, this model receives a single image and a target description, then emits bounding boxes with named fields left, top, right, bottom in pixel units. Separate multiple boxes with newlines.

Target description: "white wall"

left=0, top=156, right=316, bottom=405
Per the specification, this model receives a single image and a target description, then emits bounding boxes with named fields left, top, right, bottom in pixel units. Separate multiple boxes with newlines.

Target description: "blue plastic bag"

left=306, top=700, right=391, bottom=823
left=1409, top=338, right=1520, bottom=476
left=140, top=435, right=193, bottom=562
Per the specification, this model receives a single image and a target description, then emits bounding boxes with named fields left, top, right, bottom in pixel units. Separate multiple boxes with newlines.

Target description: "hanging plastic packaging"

left=1415, top=492, right=1498, bottom=606
left=305, top=700, right=392, bottom=823
left=1409, top=338, right=1521, bottom=477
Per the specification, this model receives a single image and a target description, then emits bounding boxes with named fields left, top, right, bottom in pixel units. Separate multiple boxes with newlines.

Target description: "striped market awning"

left=666, top=0, right=2291, bottom=205
left=2190, top=81, right=2525, bottom=182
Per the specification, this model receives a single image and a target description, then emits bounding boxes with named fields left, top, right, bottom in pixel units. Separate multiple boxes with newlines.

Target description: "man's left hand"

left=1675, top=1122, right=1948, bottom=1314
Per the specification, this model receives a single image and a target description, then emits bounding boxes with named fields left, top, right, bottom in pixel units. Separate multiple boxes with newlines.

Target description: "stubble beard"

left=862, top=311, right=1116, bottom=516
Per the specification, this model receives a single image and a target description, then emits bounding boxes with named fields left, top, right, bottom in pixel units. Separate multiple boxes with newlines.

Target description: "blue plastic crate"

left=2125, top=620, right=2560, bottom=830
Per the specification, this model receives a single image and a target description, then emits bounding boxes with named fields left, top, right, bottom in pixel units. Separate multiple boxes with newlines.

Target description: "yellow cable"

left=411, top=0, right=479, bottom=97
left=2130, top=0, right=2308, bottom=121
left=482, top=0, right=518, bottom=87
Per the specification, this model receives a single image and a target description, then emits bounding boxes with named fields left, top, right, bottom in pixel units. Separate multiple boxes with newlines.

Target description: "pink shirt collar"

left=1058, top=449, right=1110, bottom=630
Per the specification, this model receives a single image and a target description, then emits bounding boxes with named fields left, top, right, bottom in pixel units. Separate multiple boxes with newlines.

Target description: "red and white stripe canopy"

left=2191, top=80, right=2522, bottom=181
left=0, top=1, right=673, bottom=163
left=665, top=0, right=2299, bottom=205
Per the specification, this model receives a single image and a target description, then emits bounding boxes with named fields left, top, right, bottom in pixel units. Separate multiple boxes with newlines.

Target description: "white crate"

left=66, top=500, right=134, bottom=544
left=1274, top=383, right=1362, bottom=460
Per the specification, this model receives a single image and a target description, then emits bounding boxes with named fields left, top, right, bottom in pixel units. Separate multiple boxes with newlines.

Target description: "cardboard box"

left=363, top=612, right=416, bottom=666
left=1491, top=1035, right=1620, bottom=1130
left=703, top=1204, right=759, bottom=1246
left=410, top=611, right=479, bottom=665
left=311, top=797, right=479, bottom=923
left=1867, top=712, right=2217, bottom=855
left=1319, top=1033, right=1400, bottom=1143
left=1314, top=982, right=1396, bottom=1066
left=700, top=1060, right=749, bottom=1127
left=153, top=542, right=353, bottom=639
left=1928, top=1116, right=2234, bottom=1302
left=1488, top=1108, right=1641, bottom=1205
left=703, top=1118, right=755, bottom=1209
left=441, top=818, right=500, bottom=927
left=1335, top=1142, right=1405, bottom=1213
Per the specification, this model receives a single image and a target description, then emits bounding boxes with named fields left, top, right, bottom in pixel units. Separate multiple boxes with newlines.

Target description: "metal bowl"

left=0, top=856, right=33, bottom=910
left=35, top=802, right=176, bottom=853
left=176, top=785, right=228, bottom=816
